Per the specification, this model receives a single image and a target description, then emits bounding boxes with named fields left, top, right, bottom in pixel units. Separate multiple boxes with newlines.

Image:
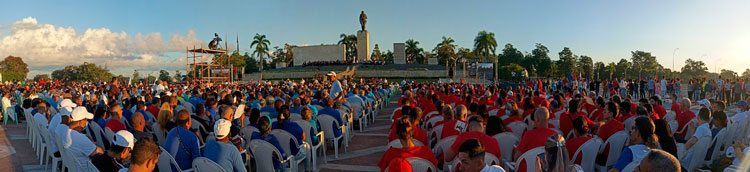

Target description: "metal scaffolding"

left=186, top=42, right=232, bottom=85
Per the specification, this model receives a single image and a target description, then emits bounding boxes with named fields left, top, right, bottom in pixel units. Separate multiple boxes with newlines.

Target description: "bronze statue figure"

left=208, top=33, right=222, bottom=50
left=359, top=11, right=367, bottom=31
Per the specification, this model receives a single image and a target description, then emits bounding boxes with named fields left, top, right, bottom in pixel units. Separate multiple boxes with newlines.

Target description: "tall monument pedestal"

left=357, top=30, right=370, bottom=62
left=393, top=43, right=406, bottom=64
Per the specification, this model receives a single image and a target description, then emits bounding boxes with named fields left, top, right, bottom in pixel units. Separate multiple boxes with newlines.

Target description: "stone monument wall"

left=357, top=30, right=370, bottom=62
left=393, top=43, right=406, bottom=64
left=292, top=44, right=346, bottom=66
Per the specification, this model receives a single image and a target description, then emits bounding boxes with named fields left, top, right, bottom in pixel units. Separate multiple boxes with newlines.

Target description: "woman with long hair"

left=609, top=116, right=658, bottom=172
left=653, top=119, right=678, bottom=158
left=543, top=134, right=583, bottom=172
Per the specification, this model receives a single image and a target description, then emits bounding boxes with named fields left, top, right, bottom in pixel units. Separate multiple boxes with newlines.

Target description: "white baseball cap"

left=213, top=119, right=232, bottom=139
left=59, top=99, right=77, bottom=108
left=70, top=107, right=93, bottom=121
left=112, top=130, right=135, bottom=149
left=327, top=71, right=337, bottom=76
left=698, top=99, right=711, bottom=108
left=234, top=104, right=245, bottom=120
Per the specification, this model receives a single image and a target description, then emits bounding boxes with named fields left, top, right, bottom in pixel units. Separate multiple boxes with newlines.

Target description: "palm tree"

left=434, top=36, right=457, bottom=63
left=473, top=30, right=498, bottom=81
left=251, top=33, right=271, bottom=80
left=405, top=39, right=422, bottom=64
left=338, top=34, right=357, bottom=62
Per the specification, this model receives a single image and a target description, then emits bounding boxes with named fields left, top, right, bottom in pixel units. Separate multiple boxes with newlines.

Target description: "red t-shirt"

left=534, top=96, right=549, bottom=109
left=566, top=136, right=593, bottom=164
left=392, top=109, right=403, bottom=120
left=386, top=158, right=413, bottom=172
left=388, top=124, right=428, bottom=145
left=106, top=119, right=127, bottom=133
left=598, top=120, right=624, bottom=142
left=378, top=146, right=437, bottom=172
left=654, top=104, right=667, bottom=118
left=503, top=116, right=523, bottom=125
left=671, top=103, right=682, bottom=115
left=516, top=128, right=557, bottom=172
left=450, top=131, right=502, bottom=160
left=559, top=111, right=593, bottom=136
left=589, top=108, right=604, bottom=121
left=676, top=111, right=696, bottom=138
left=146, top=105, right=160, bottom=119
left=441, top=120, right=468, bottom=139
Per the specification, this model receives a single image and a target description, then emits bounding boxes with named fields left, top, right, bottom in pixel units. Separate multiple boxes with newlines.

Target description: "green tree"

left=434, top=36, right=456, bottom=65
left=680, top=58, right=708, bottom=79
left=371, top=44, right=383, bottom=61
left=593, top=62, right=606, bottom=80
left=556, top=47, right=578, bottom=77
left=498, top=63, right=525, bottom=81
left=531, top=44, right=553, bottom=77
left=743, top=69, right=750, bottom=79
left=251, top=33, right=271, bottom=80
left=33, top=74, right=50, bottom=81
left=338, top=34, right=357, bottom=62
left=615, top=59, right=631, bottom=79
left=499, top=43, right=523, bottom=66
left=630, top=51, right=660, bottom=78
left=383, top=50, right=394, bottom=64
left=405, top=39, right=424, bottom=64
left=51, top=62, right=113, bottom=81
left=607, top=62, right=616, bottom=79
left=0, top=56, right=29, bottom=81
left=158, top=70, right=171, bottom=83
left=132, top=70, right=141, bottom=83
left=720, top=69, right=738, bottom=80
left=473, top=30, right=497, bottom=61
left=174, top=70, right=183, bottom=82
left=244, top=52, right=260, bottom=73
left=579, top=55, right=594, bottom=79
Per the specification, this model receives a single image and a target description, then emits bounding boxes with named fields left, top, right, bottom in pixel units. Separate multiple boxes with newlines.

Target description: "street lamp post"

left=673, top=48, right=679, bottom=75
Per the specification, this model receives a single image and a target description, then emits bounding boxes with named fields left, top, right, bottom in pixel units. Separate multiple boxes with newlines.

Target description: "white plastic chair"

left=433, top=136, right=457, bottom=170
left=595, top=131, right=629, bottom=172
left=485, top=153, right=502, bottom=166
left=192, top=157, right=227, bottom=172
left=686, top=136, right=712, bottom=171
left=549, top=118, right=560, bottom=129
left=157, top=147, right=192, bottom=172
left=424, top=111, right=439, bottom=121
left=523, top=115, right=534, bottom=130
left=39, top=123, right=61, bottom=172
left=707, top=128, right=729, bottom=166
left=240, top=126, right=260, bottom=147
left=507, top=122, right=527, bottom=139
left=247, top=139, right=291, bottom=172
left=668, top=120, right=679, bottom=135
left=664, top=111, right=677, bottom=122
left=571, top=138, right=603, bottom=172
left=290, top=113, right=302, bottom=121
left=318, top=115, right=345, bottom=158
left=424, top=116, right=443, bottom=131
left=152, top=123, right=167, bottom=146
left=513, top=146, right=544, bottom=172
left=271, top=129, right=306, bottom=172
left=493, top=132, right=519, bottom=162
left=428, top=124, right=444, bottom=148
left=87, top=121, right=107, bottom=149
left=406, top=157, right=437, bottom=172
left=488, top=109, right=500, bottom=116
left=295, top=120, right=325, bottom=170
left=104, top=127, right=115, bottom=144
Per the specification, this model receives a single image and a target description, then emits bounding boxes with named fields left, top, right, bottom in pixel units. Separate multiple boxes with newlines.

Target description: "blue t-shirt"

left=135, top=110, right=151, bottom=122
left=318, top=107, right=343, bottom=137
left=272, top=121, right=305, bottom=154
left=251, top=132, right=286, bottom=169
left=164, top=127, right=201, bottom=170
left=614, top=144, right=650, bottom=171
left=261, top=106, right=278, bottom=118
left=202, top=139, right=246, bottom=172
left=122, top=109, right=133, bottom=124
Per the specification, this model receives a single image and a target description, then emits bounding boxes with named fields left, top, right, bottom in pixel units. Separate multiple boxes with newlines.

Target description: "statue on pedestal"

left=359, top=11, right=367, bottom=31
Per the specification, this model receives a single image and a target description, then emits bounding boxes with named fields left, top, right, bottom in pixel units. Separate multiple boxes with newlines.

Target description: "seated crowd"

left=10, top=72, right=396, bottom=172
left=378, top=79, right=750, bottom=172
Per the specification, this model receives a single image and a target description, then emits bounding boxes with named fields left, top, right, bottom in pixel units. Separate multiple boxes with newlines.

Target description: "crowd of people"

left=7, top=71, right=396, bottom=172
left=379, top=76, right=750, bottom=172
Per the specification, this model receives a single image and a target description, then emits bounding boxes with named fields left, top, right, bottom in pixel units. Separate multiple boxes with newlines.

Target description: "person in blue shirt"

left=202, top=119, right=246, bottom=172
left=273, top=105, right=310, bottom=171
left=612, top=117, right=658, bottom=172
left=290, top=97, right=303, bottom=114
left=188, top=90, right=205, bottom=108
left=251, top=116, right=287, bottom=170
left=318, top=97, right=344, bottom=137
left=164, top=110, right=201, bottom=171
left=301, top=106, right=321, bottom=145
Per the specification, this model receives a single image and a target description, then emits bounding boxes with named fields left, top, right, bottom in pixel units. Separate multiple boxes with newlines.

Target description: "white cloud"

left=0, top=17, right=206, bottom=77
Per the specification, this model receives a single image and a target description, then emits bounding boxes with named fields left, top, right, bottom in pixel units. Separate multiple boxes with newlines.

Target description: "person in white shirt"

left=457, top=139, right=506, bottom=172
left=1, top=92, right=11, bottom=120
left=62, top=107, right=104, bottom=172
left=731, top=100, right=748, bottom=124
left=32, top=104, right=50, bottom=128
left=48, top=99, right=77, bottom=156
left=680, top=108, right=712, bottom=168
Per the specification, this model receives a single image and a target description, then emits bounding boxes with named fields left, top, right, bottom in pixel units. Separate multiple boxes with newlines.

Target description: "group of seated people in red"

left=374, top=81, right=749, bottom=172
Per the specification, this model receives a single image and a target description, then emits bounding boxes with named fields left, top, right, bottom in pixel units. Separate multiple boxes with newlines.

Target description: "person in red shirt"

left=386, top=158, right=413, bottom=172
left=598, top=102, right=624, bottom=142
left=514, top=107, right=557, bottom=172
left=146, top=98, right=161, bottom=119
left=589, top=97, right=606, bottom=122
left=105, top=104, right=127, bottom=132
left=559, top=99, right=594, bottom=137
left=675, top=98, right=695, bottom=139
left=503, top=109, right=523, bottom=125
left=445, top=116, right=502, bottom=163
left=521, top=97, right=536, bottom=119
left=670, top=94, right=682, bottom=115
left=378, top=117, right=438, bottom=172
left=533, top=90, right=549, bottom=109
left=441, top=105, right=468, bottom=139
left=388, top=107, right=428, bottom=145
left=566, top=116, right=593, bottom=164
left=391, top=99, right=412, bottom=121
left=650, top=96, right=667, bottom=118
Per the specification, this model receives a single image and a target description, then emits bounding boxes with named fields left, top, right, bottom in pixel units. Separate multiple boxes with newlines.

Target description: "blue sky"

left=1, top=0, right=749, bottom=77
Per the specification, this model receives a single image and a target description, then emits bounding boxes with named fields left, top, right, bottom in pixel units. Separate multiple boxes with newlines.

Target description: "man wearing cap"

left=92, top=130, right=134, bottom=172
left=106, top=104, right=127, bottom=132
left=202, top=119, right=246, bottom=172
left=49, top=99, right=76, bottom=158
left=62, top=107, right=104, bottom=172
left=164, top=109, right=201, bottom=170
left=327, top=71, right=345, bottom=102
left=121, top=137, right=161, bottom=172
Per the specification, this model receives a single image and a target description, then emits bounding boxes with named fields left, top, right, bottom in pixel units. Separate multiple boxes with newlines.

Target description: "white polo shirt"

left=61, top=128, right=97, bottom=172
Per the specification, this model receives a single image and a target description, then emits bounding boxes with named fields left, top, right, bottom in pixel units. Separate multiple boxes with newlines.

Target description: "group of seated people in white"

left=13, top=76, right=396, bottom=172
left=378, top=82, right=750, bottom=172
